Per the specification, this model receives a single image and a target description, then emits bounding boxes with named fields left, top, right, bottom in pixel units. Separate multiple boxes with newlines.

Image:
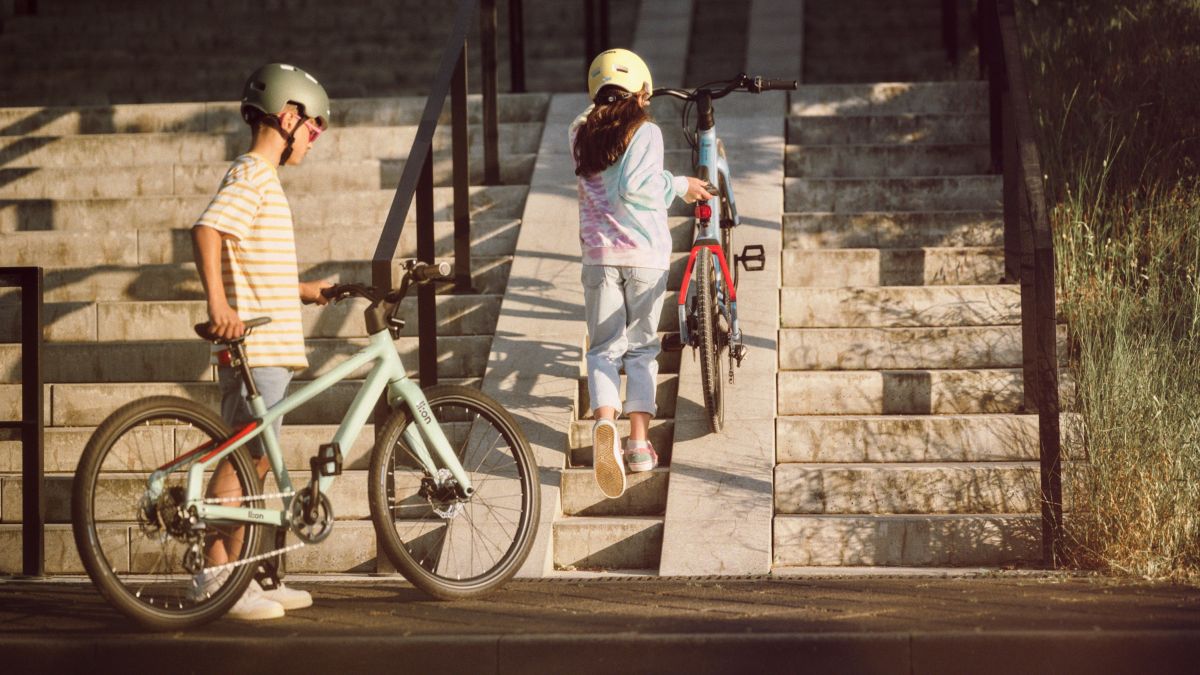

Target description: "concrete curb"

left=2, top=631, right=1197, bottom=674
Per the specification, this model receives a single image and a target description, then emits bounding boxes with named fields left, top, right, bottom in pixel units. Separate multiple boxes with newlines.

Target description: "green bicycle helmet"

left=240, top=63, right=330, bottom=129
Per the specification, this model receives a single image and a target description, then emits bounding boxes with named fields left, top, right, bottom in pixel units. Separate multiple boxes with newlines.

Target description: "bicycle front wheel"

left=369, top=384, right=540, bottom=599
left=71, top=396, right=266, bottom=630
left=695, top=250, right=727, bottom=432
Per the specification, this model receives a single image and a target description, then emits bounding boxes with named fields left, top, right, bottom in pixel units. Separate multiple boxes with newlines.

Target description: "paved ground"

left=1, top=573, right=1198, bottom=673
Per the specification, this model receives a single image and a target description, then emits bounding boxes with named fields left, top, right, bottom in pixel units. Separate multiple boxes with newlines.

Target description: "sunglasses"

left=304, top=119, right=324, bottom=143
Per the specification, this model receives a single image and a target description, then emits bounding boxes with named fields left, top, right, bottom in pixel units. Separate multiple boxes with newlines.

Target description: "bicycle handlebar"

left=320, top=260, right=451, bottom=304
left=652, top=73, right=798, bottom=102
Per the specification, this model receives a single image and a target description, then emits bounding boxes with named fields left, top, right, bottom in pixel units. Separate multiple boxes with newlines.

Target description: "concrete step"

left=773, top=513, right=1040, bottom=566
left=0, top=257, right=512, bottom=303
left=778, top=326, right=1069, bottom=371
left=0, top=93, right=549, bottom=136
left=578, top=375, right=681, bottom=420
left=568, top=419, right=675, bottom=468
left=803, top=65, right=962, bottom=86
left=1, top=423, right=382, bottom=474
left=783, top=211, right=1002, bottom=250
left=777, top=368, right=1075, bottom=416
left=0, top=185, right=528, bottom=232
left=0, top=520, right=378, bottom=574
left=0, top=123, right=543, bottom=167
left=785, top=176, right=1001, bottom=212
left=786, top=144, right=991, bottom=178
left=0, top=294, right=502, bottom=343
left=552, top=516, right=663, bottom=571
left=0, top=155, right=537, bottom=200
left=16, top=377, right=478, bottom=427
left=775, top=462, right=1046, bottom=515
left=775, top=414, right=1073, bottom=463
left=0, top=335, right=493, bottom=383
left=560, top=468, right=669, bottom=517
left=780, top=247, right=1005, bottom=287
left=788, top=114, right=990, bottom=146
left=780, top=285, right=1020, bottom=328
left=0, top=218, right=520, bottom=267
left=790, top=82, right=988, bottom=117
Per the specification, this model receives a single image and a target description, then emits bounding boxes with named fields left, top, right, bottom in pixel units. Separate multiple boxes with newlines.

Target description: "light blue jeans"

left=218, top=366, right=293, bottom=458
left=582, top=264, right=668, bottom=417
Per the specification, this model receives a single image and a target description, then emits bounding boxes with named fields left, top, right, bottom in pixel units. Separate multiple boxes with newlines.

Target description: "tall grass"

left=1018, top=0, right=1200, bottom=578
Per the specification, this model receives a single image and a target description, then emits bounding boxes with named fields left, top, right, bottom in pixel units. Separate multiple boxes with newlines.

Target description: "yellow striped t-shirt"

left=193, top=153, right=307, bottom=370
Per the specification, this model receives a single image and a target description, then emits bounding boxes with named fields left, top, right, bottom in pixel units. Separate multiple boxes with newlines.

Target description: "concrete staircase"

left=0, top=0, right=641, bottom=105
left=773, top=79, right=1068, bottom=568
left=0, top=92, right=551, bottom=573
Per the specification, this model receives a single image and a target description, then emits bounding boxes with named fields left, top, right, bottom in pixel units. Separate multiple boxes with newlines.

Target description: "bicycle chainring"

left=289, top=491, right=335, bottom=544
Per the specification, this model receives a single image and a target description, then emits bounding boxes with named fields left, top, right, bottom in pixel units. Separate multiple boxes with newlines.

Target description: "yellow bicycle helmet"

left=587, top=48, right=652, bottom=101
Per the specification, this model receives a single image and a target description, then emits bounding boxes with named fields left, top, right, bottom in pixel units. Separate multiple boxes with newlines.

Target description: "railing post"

left=942, top=0, right=960, bottom=66
left=509, top=0, right=526, bottom=93
left=600, top=0, right=610, bottom=51
left=416, top=151, right=438, bottom=388
left=452, top=47, right=475, bottom=293
left=1001, top=89, right=1021, bottom=284
left=584, top=0, right=596, bottom=62
left=480, top=0, right=501, bottom=185
left=0, top=267, right=44, bottom=578
left=995, top=0, right=1064, bottom=567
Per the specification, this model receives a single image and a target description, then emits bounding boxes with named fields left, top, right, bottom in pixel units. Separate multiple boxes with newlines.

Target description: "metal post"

left=480, top=0, right=501, bottom=185
left=1001, top=89, right=1020, bottom=284
left=0, top=267, right=44, bottom=578
left=21, top=268, right=43, bottom=577
left=416, top=151, right=438, bottom=388
left=942, top=0, right=960, bottom=66
left=584, top=0, right=596, bottom=62
left=509, top=0, right=526, bottom=93
left=452, top=48, right=475, bottom=293
left=599, top=0, right=610, bottom=50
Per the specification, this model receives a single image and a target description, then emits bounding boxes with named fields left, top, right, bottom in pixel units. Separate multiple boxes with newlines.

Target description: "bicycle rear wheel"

left=695, top=249, right=728, bottom=433
left=369, top=384, right=540, bottom=599
left=71, top=396, right=265, bottom=630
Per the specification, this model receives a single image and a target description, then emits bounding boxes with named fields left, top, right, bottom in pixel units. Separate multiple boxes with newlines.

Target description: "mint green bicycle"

left=71, top=260, right=540, bottom=630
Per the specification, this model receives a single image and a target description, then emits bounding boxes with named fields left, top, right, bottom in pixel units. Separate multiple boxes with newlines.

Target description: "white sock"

left=626, top=439, right=650, bottom=450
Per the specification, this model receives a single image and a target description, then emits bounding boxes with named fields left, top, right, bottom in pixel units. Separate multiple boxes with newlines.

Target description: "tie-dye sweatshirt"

left=570, top=109, right=689, bottom=270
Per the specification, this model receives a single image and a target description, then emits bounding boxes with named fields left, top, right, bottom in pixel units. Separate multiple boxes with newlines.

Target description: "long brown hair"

left=573, top=85, right=650, bottom=177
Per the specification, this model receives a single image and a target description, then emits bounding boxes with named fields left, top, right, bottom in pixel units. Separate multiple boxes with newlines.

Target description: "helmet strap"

left=271, top=112, right=307, bottom=165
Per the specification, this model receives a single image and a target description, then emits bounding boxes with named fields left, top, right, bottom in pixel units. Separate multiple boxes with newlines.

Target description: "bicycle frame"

left=677, top=113, right=744, bottom=349
left=146, top=329, right=472, bottom=528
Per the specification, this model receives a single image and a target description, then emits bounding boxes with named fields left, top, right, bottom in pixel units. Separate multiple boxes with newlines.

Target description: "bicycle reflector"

left=217, top=349, right=233, bottom=367
left=694, top=203, right=713, bottom=220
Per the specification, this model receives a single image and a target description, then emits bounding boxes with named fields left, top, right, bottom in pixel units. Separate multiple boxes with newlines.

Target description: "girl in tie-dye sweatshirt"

left=570, top=50, right=712, bottom=499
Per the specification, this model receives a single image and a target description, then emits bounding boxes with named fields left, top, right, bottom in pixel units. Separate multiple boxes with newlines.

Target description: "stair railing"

left=978, top=0, right=1064, bottom=566
left=0, top=267, right=44, bottom=577
left=371, top=0, right=506, bottom=389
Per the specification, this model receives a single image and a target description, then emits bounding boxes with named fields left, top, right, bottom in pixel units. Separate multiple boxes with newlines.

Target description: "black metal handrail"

left=977, top=0, right=1064, bottom=566
left=584, top=0, right=612, bottom=63
left=0, top=267, right=44, bottom=577
left=370, top=0, right=504, bottom=389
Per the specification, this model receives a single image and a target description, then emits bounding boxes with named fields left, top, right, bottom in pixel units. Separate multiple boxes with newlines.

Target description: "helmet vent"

left=615, top=66, right=629, bottom=73
left=250, top=81, right=266, bottom=91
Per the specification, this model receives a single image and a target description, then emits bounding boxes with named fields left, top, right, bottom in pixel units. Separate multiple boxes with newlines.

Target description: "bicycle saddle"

left=193, top=316, right=271, bottom=343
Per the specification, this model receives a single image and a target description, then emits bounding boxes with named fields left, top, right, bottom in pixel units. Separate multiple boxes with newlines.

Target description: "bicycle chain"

left=202, top=541, right=308, bottom=576
left=201, top=490, right=296, bottom=505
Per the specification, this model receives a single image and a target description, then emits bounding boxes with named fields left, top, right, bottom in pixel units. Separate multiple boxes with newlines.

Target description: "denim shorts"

left=217, top=366, right=293, bottom=458
left=581, top=264, right=669, bottom=416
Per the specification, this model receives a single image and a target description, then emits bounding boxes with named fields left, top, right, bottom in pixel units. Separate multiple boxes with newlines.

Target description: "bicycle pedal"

left=661, top=333, right=685, bottom=352
left=312, top=442, right=343, bottom=477
left=737, top=244, right=766, bottom=272
left=732, top=343, right=748, bottom=366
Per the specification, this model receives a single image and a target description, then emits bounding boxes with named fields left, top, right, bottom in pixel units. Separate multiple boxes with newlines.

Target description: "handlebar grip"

left=757, top=77, right=798, bottom=91
left=320, top=286, right=339, bottom=299
left=412, top=261, right=451, bottom=282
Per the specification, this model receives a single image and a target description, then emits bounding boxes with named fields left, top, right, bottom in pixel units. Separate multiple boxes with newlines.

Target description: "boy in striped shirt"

left=191, top=63, right=333, bottom=621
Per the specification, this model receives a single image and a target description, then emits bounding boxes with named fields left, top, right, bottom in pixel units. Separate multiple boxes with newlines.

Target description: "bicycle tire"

left=696, top=250, right=727, bottom=433
left=369, top=384, right=540, bottom=600
left=72, top=396, right=265, bottom=630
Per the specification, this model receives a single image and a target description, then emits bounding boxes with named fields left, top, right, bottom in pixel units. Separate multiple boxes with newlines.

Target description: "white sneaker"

left=592, top=418, right=626, bottom=499
left=226, top=580, right=285, bottom=621
left=252, top=579, right=313, bottom=611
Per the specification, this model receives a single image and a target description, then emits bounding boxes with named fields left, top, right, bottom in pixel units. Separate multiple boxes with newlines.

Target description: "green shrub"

left=1019, top=0, right=1200, bottom=578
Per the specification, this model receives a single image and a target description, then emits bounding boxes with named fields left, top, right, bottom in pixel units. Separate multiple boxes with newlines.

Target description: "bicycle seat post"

left=222, top=339, right=260, bottom=401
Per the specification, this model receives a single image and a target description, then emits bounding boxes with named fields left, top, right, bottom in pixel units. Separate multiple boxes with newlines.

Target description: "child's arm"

left=618, top=124, right=713, bottom=208
left=192, top=225, right=244, bottom=340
